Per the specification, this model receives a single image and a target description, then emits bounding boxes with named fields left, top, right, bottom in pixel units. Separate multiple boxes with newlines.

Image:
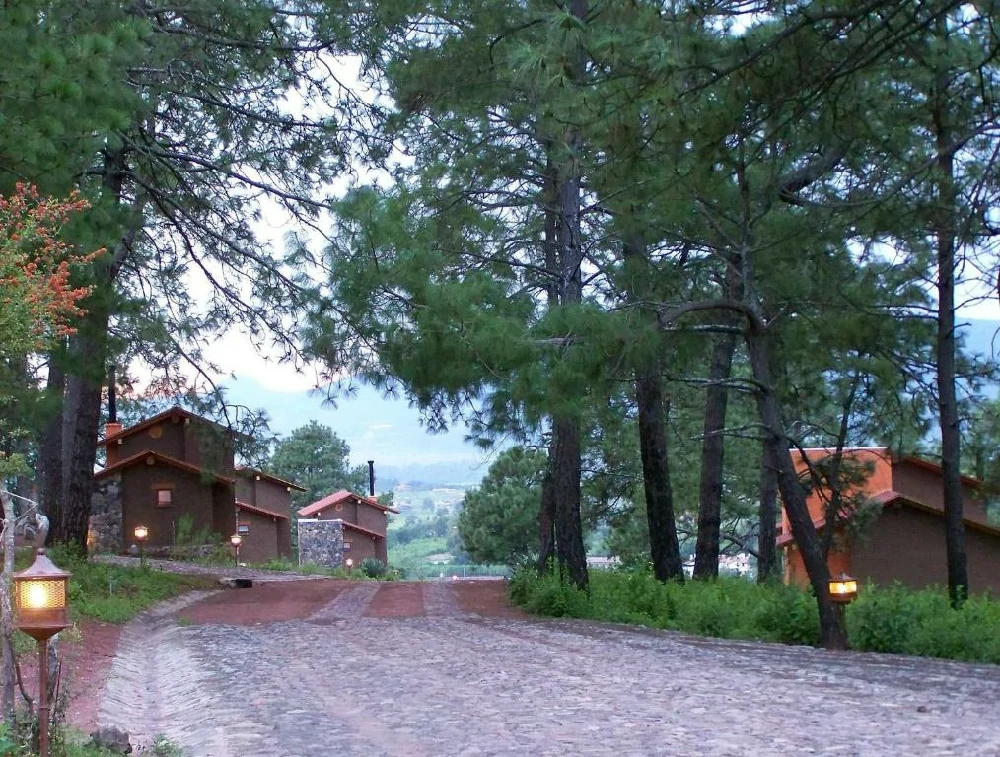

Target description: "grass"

left=43, top=545, right=218, bottom=625
left=509, top=567, right=1000, bottom=665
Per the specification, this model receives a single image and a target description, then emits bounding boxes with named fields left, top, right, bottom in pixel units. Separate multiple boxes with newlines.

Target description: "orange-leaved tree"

left=0, top=183, right=98, bottom=359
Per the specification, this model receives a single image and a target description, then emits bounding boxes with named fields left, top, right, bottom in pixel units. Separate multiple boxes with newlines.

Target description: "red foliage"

left=0, top=183, right=101, bottom=352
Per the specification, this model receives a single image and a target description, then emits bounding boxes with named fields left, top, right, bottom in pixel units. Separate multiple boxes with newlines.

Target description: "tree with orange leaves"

left=0, top=184, right=97, bottom=359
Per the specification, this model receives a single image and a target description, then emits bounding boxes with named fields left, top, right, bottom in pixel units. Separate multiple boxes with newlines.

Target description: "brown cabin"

left=298, top=490, right=398, bottom=566
left=778, top=447, right=1000, bottom=596
left=90, top=407, right=304, bottom=561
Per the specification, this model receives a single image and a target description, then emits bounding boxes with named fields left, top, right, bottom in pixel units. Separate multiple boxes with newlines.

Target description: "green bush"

left=508, top=566, right=1000, bottom=665
left=359, top=557, right=387, bottom=579
left=47, top=544, right=216, bottom=624
left=846, top=583, right=922, bottom=653
left=753, top=584, right=821, bottom=646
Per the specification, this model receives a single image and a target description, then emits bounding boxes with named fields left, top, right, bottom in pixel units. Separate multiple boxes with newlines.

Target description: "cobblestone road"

left=99, top=581, right=1000, bottom=757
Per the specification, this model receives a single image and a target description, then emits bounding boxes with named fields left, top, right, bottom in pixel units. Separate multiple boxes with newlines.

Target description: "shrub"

left=508, top=565, right=1000, bottom=665
left=846, top=583, right=923, bottom=654
left=753, top=584, right=821, bottom=646
left=360, top=557, right=387, bottom=579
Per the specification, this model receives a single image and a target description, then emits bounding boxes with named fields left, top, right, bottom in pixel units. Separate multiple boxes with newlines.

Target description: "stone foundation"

left=90, top=473, right=124, bottom=553
left=297, top=519, right=344, bottom=569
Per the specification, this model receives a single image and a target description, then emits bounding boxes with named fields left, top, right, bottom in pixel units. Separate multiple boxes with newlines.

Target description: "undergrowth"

left=44, top=545, right=217, bottom=624
left=509, top=567, right=1000, bottom=664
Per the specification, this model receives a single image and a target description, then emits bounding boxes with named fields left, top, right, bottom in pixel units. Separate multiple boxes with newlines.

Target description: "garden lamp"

left=230, top=533, right=242, bottom=566
left=828, top=573, right=859, bottom=604
left=133, top=524, right=148, bottom=567
left=14, top=549, right=71, bottom=757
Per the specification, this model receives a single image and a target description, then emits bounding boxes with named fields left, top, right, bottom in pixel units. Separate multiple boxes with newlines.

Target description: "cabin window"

left=155, top=487, right=173, bottom=507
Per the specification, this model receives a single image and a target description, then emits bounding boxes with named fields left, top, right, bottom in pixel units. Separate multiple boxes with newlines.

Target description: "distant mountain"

left=221, top=376, right=493, bottom=486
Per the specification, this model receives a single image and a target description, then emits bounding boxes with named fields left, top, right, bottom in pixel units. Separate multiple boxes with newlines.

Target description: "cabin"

left=777, top=447, right=1000, bottom=595
left=90, top=407, right=304, bottom=561
left=297, top=489, right=398, bottom=567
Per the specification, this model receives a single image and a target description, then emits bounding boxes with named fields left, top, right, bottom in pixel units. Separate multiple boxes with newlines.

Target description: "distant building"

left=91, top=406, right=304, bottom=561
left=297, top=490, right=399, bottom=567
left=777, top=447, right=1000, bottom=595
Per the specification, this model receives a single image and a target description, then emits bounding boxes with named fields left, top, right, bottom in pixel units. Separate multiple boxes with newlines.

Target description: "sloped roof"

left=342, top=521, right=386, bottom=539
left=236, top=499, right=290, bottom=520
left=95, top=450, right=235, bottom=484
left=297, top=489, right=399, bottom=517
left=98, top=405, right=249, bottom=447
left=777, top=489, right=1000, bottom=548
left=235, top=466, right=307, bottom=492
left=894, top=455, right=986, bottom=489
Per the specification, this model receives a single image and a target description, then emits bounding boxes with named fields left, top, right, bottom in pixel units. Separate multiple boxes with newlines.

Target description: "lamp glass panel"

left=18, top=579, right=65, bottom=610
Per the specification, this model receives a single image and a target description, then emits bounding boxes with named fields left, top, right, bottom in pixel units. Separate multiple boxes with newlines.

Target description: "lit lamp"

left=345, top=557, right=353, bottom=573
left=14, top=550, right=70, bottom=757
left=828, top=573, right=859, bottom=604
left=133, top=524, right=148, bottom=567
left=230, top=533, right=242, bottom=567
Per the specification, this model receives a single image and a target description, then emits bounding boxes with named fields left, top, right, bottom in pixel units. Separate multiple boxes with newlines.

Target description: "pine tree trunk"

left=635, top=371, right=684, bottom=582
left=537, top=463, right=556, bottom=573
left=693, top=332, right=737, bottom=580
left=756, top=443, right=779, bottom=583
left=38, top=355, right=66, bottom=545
left=48, top=148, right=130, bottom=550
left=550, top=416, right=587, bottom=589
left=932, top=51, right=968, bottom=607
left=745, top=323, right=845, bottom=649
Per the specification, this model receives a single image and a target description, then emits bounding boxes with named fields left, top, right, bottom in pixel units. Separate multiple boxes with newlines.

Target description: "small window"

left=343, top=541, right=351, bottom=551
left=155, top=488, right=173, bottom=507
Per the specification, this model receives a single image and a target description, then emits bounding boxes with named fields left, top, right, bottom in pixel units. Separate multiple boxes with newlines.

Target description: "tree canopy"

left=268, top=421, right=368, bottom=508
left=457, top=447, right=547, bottom=565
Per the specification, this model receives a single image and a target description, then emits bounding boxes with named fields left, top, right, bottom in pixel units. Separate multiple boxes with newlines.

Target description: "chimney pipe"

left=368, top=460, right=375, bottom=497
left=107, top=365, right=117, bottom=423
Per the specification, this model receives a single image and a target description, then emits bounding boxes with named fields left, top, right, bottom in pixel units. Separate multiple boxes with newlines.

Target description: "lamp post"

left=828, top=572, right=859, bottom=646
left=133, top=524, right=148, bottom=567
left=14, top=549, right=70, bottom=757
left=345, top=557, right=353, bottom=573
left=230, top=533, right=242, bottom=567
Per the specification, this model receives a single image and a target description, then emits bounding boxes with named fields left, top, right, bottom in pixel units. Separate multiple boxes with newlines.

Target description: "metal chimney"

left=368, top=460, right=375, bottom=497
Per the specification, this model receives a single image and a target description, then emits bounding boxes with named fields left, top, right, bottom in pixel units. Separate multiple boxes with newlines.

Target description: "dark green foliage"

left=510, top=568, right=1000, bottom=664
left=457, top=447, right=547, bottom=565
left=268, top=421, right=368, bottom=508
left=46, top=544, right=216, bottom=624
left=359, top=557, right=386, bottom=578
left=847, top=584, right=1000, bottom=663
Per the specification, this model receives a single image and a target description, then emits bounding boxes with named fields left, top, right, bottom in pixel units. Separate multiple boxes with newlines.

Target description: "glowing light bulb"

left=26, top=582, right=49, bottom=609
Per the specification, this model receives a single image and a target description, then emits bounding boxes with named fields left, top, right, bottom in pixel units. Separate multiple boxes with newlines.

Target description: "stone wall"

left=297, top=518, right=344, bottom=569
left=90, top=473, right=124, bottom=553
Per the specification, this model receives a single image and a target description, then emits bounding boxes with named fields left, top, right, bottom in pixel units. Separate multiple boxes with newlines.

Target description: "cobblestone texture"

left=99, top=582, right=1000, bottom=757
left=297, top=518, right=344, bottom=570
